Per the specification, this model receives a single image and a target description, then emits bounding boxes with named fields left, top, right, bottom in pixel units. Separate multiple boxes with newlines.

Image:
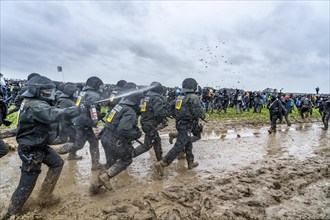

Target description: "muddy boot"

left=168, top=132, right=177, bottom=144
left=99, top=173, right=113, bottom=191
left=38, top=166, right=62, bottom=207
left=38, top=194, right=61, bottom=207
left=155, top=161, right=168, bottom=176
left=98, top=163, right=108, bottom=172
left=54, top=143, right=74, bottom=155
left=0, top=206, right=11, bottom=220
left=268, top=127, right=276, bottom=134
left=89, top=172, right=105, bottom=195
left=188, top=161, right=199, bottom=170
left=67, top=152, right=82, bottom=160
left=91, top=160, right=101, bottom=171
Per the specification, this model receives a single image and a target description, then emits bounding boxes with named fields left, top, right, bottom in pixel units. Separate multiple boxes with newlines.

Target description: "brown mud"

left=0, top=119, right=329, bottom=220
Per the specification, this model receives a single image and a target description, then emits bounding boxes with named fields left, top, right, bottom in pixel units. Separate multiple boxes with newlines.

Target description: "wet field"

left=0, top=121, right=329, bottom=219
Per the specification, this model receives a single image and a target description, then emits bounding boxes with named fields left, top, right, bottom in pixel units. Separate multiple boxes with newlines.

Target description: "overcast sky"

left=1, top=1, right=329, bottom=93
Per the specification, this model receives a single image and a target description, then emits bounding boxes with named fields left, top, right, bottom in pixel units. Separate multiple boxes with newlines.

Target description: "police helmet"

left=27, top=72, right=40, bottom=81
left=150, top=81, right=163, bottom=94
left=182, top=78, right=198, bottom=91
left=86, top=76, right=103, bottom=91
left=62, top=84, right=78, bottom=97
left=24, top=75, right=56, bottom=101
left=116, top=80, right=127, bottom=88
left=123, top=82, right=143, bottom=105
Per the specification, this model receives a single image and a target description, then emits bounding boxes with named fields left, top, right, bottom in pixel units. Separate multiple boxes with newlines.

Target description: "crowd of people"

left=0, top=72, right=329, bottom=219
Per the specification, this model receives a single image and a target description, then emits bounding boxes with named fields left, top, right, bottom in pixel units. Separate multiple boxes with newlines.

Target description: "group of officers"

left=0, top=73, right=329, bottom=219
left=0, top=73, right=205, bottom=219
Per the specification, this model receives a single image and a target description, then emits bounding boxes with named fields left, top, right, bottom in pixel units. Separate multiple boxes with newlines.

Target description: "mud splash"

left=0, top=121, right=329, bottom=219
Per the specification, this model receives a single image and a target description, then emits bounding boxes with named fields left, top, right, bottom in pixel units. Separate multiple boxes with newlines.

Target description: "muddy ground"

left=0, top=119, right=329, bottom=220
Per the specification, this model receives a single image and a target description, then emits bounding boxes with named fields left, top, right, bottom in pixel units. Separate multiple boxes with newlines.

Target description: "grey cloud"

left=1, top=1, right=328, bottom=92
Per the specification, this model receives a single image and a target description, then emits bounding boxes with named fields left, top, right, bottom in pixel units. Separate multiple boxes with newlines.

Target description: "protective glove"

left=133, top=129, right=142, bottom=140
left=3, top=120, right=12, bottom=126
left=98, top=112, right=106, bottom=120
left=79, top=104, right=88, bottom=113
left=64, top=106, right=81, bottom=118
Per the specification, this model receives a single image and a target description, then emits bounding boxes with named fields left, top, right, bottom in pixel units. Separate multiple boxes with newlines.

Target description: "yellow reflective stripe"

left=106, top=111, right=116, bottom=122
left=76, top=97, right=82, bottom=106
left=175, top=100, right=182, bottom=110
left=109, top=95, right=115, bottom=102
left=140, top=102, right=147, bottom=112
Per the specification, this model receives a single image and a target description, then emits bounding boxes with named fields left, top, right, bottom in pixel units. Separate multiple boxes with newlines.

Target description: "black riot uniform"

left=7, top=73, right=40, bottom=115
left=155, top=78, right=205, bottom=176
left=267, top=95, right=282, bottom=133
left=53, top=84, right=78, bottom=144
left=322, top=97, right=330, bottom=130
left=67, top=77, right=104, bottom=171
left=1, top=75, right=80, bottom=220
left=107, top=80, right=127, bottom=111
left=0, top=91, right=11, bottom=158
left=93, top=82, right=142, bottom=191
left=133, top=82, right=169, bottom=161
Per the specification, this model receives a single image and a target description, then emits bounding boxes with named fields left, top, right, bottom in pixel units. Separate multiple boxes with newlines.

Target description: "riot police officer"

left=133, top=82, right=169, bottom=161
left=0, top=90, right=11, bottom=158
left=322, top=96, right=330, bottom=130
left=53, top=84, right=79, bottom=144
left=67, top=77, right=105, bottom=171
left=7, top=73, right=40, bottom=115
left=1, top=75, right=80, bottom=220
left=155, top=78, right=205, bottom=176
left=107, top=80, right=127, bottom=111
left=92, top=82, right=143, bottom=191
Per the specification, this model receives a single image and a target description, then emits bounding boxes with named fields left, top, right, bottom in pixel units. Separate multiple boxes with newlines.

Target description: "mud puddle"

left=0, top=121, right=329, bottom=219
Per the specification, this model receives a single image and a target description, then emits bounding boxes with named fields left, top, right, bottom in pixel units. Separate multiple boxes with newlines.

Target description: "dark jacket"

left=174, top=90, right=205, bottom=121
left=16, top=98, right=80, bottom=147
left=73, top=86, right=102, bottom=127
left=268, top=99, right=282, bottom=115
left=140, top=91, right=169, bottom=125
left=105, top=99, right=141, bottom=142
left=56, top=94, right=77, bottom=122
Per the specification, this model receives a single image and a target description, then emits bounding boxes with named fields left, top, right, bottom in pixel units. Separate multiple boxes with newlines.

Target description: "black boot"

left=188, top=161, right=199, bottom=170
left=155, top=161, right=168, bottom=176
left=2, top=171, right=39, bottom=219
left=38, top=166, right=63, bottom=206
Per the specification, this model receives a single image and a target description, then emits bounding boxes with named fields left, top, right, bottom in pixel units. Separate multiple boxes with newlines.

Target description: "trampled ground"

left=0, top=119, right=329, bottom=219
